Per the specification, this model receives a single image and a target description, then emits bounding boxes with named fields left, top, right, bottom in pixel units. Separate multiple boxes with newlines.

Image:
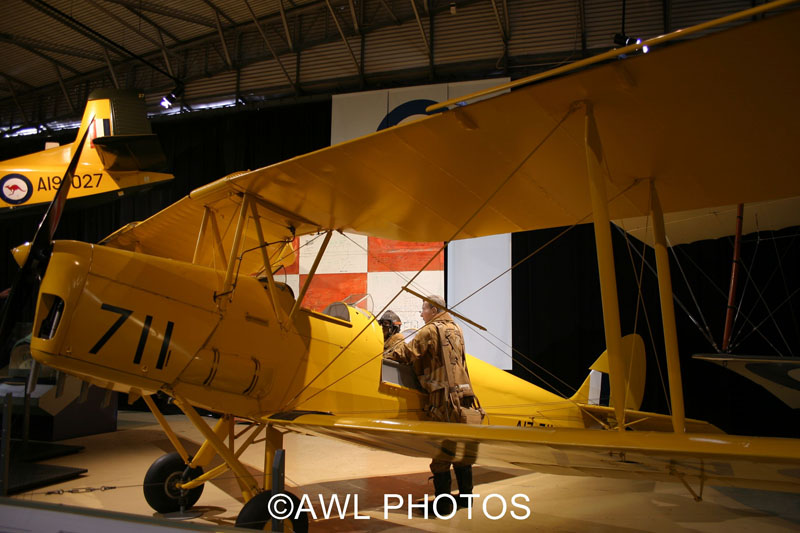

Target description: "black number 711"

left=90, top=303, right=174, bottom=370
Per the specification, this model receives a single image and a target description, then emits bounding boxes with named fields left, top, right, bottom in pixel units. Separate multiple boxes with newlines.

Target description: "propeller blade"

left=29, top=115, right=95, bottom=274
left=0, top=117, right=95, bottom=363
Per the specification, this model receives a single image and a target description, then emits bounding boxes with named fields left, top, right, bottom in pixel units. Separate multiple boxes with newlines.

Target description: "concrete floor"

left=10, top=411, right=800, bottom=532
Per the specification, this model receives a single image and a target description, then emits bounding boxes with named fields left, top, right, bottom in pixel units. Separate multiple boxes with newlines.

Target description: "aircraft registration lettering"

left=37, top=173, right=104, bottom=191
left=516, top=418, right=553, bottom=429
left=90, top=302, right=175, bottom=370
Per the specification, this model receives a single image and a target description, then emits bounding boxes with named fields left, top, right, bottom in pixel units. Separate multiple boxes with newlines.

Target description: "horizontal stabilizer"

left=92, top=134, right=168, bottom=172
left=577, top=404, right=723, bottom=433
left=694, top=353, right=800, bottom=409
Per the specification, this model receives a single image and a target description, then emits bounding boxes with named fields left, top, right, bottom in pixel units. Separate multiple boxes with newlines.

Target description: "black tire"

left=143, top=452, right=204, bottom=514
left=235, top=490, right=308, bottom=532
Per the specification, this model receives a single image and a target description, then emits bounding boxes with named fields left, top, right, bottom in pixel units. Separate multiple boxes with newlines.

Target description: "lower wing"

left=264, top=412, right=800, bottom=494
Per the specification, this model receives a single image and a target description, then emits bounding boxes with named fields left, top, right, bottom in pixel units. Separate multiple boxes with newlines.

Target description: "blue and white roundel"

left=376, top=99, right=445, bottom=132
left=0, top=173, right=33, bottom=205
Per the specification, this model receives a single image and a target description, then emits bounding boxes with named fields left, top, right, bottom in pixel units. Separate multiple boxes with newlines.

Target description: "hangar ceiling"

left=0, top=0, right=765, bottom=135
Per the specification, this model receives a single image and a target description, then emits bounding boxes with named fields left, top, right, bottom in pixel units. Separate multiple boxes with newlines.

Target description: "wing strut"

left=585, top=103, right=627, bottom=431
left=192, top=205, right=229, bottom=270
left=288, top=230, right=333, bottom=322
left=192, top=206, right=210, bottom=264
left=248, top=196, right=288, bottom=326
left=650, top=181, right=686, bottom=432
left=221, top=195, right=251, bottom=298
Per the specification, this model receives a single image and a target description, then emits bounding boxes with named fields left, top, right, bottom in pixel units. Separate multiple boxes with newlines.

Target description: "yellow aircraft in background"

left=0, top=89, right=172, bottom=211
left=2, top=1, right=800, bottom=530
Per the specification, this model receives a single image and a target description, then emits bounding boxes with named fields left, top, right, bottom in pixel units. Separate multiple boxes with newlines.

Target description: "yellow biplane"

left=2, top=0, right=799, bottom=530
left=0, top=88, right=172, bottom=212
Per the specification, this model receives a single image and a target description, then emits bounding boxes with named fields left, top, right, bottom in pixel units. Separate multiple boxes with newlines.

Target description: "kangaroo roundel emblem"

left=0, top=173, right=33, bottom=205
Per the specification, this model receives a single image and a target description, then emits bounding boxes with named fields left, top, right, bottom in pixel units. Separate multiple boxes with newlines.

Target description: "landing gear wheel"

left=143, top=452, right=204, bottom=514
left=235, top=490, right=308, bottom=532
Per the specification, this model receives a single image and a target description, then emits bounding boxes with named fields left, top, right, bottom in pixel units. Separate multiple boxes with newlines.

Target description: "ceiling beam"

left=3, top=75, right=31, bottom=126
left=278, top=0, right=294, bottom=51
left=410, top=0, right=432, bottom=64
left=347, top=0, right=360, bottom=34
left=243, top=0, right=298, bottom=93
left=103, top=47, right=120, bottom=88
left=0, top=72, right=34, bottom=91
left=98, top=0, right=216, bottom=29
left=0, top=33, right=103, bottom=62
left=326, top=0, right=360, bottom=74
left=53, top=64, right=75, bottom=113
left=213, top=9, right=234, bottom=69
left=118, top=4, right=181, bottom=43
left=86, top=0, right=180, bottom=60
left=200, top=0, right=236, bottom=26
left=23, top=0, right=178, bottom=83
left=158, top=31, right=174, bottom=78
left=378, top=0, right=400, bottom=24
left=489, top=0, right=508, bottom=42
left=6, top=39, right=82, bottom=76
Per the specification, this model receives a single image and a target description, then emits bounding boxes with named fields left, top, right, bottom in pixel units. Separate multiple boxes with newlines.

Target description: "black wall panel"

left=512, top=223, right=800, bottom=437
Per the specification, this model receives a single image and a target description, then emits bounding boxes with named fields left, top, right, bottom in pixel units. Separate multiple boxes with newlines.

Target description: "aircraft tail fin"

left=570, top=333, right=646, bottom=411
left=77, top=89, right=168, bottom=172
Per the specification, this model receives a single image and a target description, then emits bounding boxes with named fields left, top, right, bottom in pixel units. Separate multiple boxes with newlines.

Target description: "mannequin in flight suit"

left=388, top=295, right=483, bottom=514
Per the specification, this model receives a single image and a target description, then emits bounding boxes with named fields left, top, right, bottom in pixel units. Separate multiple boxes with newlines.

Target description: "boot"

left=428, top=471, right=454, bottom=517
left=453, top=465, right=473, bottom=508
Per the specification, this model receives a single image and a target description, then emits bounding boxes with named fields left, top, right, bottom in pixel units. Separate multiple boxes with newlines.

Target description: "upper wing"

left=615, top=196, right=800, bottom=246
left=266, top=413, right=800, bottom=493
left=101, top=173, right=299, bottom=275
left=104, top=7, right=800, bottom=257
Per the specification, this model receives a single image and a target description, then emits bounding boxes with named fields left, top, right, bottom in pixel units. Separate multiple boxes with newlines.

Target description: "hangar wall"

left=0, top=0, right=768, bottom=132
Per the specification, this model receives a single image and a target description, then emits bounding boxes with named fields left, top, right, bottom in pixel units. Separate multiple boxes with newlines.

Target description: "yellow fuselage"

left=29, top=241, right=584, bottom=429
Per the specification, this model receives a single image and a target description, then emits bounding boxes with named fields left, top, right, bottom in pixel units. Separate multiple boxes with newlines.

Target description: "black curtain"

left=512, top=223, right=800, bottom=438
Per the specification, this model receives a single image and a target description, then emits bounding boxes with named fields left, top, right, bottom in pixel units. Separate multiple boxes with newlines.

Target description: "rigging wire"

left=292, top=179, right=648, bottom=408
left=615, top=225, right=718, bottom=350
left=771, top=227, right=800, bottom=348
left=283, top=103, right=581, bottom=410
left=341, top=224, right=580, bottom=396
left=629, top=228, right=790, bottom=358
left=458, top=314, right=577, bottom=397
left=730, top=247, right=795, bottom=357
left=729, top=286, right=800, bottom=355
left=727, top=225, right=799, bottom=356
left=666, top=235, right=719, bottom=352
left=616, top=219, right=672, bottom=413
left=726, top=225, right=800, bottom=356
left=449, top=217, right=589, bottom=311
left=729, top=227, right=761, bottom=350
